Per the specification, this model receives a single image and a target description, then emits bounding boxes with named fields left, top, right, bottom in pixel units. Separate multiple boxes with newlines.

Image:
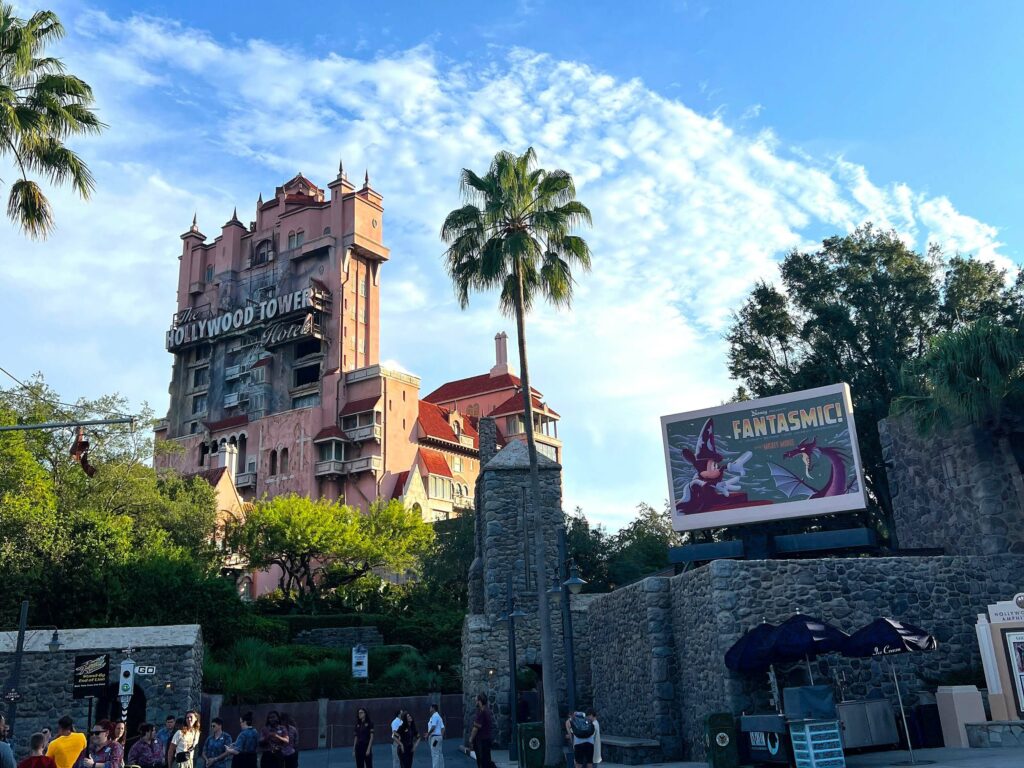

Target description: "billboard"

left=661, top=383, right=866, bottom=532
left=73, top=653, right=109, bottom=699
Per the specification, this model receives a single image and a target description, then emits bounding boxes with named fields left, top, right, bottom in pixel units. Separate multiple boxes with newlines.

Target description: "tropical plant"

left=892, top=318, right=1024, bottom=439
left=441, top=146, right=592, bottom=766
left=1, top=4, right=104, bottom=237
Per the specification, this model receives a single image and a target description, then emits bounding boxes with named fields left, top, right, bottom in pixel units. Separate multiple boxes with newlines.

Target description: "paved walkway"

left=294, top=741, right=1024, bottom=768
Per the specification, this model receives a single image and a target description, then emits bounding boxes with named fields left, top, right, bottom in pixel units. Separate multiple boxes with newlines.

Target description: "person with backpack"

left=564, top=712, right=595, bottom=768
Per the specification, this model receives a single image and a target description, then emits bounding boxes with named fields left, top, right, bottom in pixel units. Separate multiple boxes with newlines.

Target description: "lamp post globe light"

left=554, top=527, right=587, bottom=715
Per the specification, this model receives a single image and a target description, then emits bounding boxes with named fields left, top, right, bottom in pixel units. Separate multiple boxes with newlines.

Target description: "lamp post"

left=502, top=573, right=528, bottom=762
left=4, top=601, right=63, bottom=741
left=548, top=527, right=586, bottom=714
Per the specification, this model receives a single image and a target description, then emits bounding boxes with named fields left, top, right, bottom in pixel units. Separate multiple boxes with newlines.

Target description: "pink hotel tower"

left=155, top=167, right=562, bottom=528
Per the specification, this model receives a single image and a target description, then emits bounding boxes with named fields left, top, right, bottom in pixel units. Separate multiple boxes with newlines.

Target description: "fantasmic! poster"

left=661, top=383, right=867, bottom=532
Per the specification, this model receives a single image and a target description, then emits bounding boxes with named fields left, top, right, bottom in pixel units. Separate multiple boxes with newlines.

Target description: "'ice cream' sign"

left=661, top=383, right=867, bottom=532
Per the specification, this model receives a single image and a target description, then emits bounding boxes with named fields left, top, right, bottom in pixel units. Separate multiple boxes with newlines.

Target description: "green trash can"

left=706, top=712, right=739, bottom=768
left=517, top=722, right=544, bottom=768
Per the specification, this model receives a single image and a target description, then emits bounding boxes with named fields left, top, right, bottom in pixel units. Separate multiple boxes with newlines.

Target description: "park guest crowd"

left=0, top=711, right=303, bottom=768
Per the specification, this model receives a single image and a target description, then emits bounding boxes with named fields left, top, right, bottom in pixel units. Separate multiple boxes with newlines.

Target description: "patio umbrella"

left=725, top=621, right=783, bottom=713
left=772, top=613, right=849, bottom=682
left=842, top=618, right=938, bottom=766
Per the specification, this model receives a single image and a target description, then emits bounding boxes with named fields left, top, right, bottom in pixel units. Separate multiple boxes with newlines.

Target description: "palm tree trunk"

left=514, top=261, right=562, bottom=767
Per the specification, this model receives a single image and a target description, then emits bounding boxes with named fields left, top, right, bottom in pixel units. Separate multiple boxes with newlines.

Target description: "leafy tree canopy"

left=726, top=225, right=1022, bottom=536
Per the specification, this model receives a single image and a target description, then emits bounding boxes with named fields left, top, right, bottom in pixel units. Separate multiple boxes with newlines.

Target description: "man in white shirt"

left=390, top=711, right=403, bottom=768
left=426, top=704, right=445, bottom=768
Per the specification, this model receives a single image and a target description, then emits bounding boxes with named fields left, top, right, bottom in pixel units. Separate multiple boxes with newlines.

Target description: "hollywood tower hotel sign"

left=155, top=167, right=564, bottom=543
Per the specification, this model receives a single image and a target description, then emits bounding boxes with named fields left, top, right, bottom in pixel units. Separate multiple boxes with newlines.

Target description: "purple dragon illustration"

left=769, top=437, right=851, bottom=498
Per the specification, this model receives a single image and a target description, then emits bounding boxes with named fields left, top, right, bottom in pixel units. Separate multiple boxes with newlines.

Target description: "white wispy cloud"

left=0, top=7, right=1014, bottom=530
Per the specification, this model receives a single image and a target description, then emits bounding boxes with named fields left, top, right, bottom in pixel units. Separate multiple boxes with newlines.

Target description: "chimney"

left=489, top=331, right=511, bottom=377
left=223, top=444, right=239, bottom=485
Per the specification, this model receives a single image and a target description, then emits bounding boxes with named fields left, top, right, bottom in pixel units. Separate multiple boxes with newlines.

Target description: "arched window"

left=411, top=503, right=422, bottom=518
left=269, top=449, right=278, bottom=476
left=252, top=239, right=272, bottom=266
left=287, top=231, right=297, bottom=249
left=323, top=226, right=331, bottom=235
left=295, top=230, right=305, bottom=247
left=280, top=447, right=290, bottom=474
left=454, top=422, right=461, bottom=437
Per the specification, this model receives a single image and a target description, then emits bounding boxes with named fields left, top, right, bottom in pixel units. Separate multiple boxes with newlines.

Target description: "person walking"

left=202, top=719, right=233, bottom=768
left=278, top=715, right=297, bottom=768
left=425, top=705, right=444, bottom=768
left=388, top=712, right=401, bottom=768
left=82, top=720, right=124, bottom=768
left=564, top=712, right=595, bottom=768
left=467, top=695, right=492, bottom=768
left=111, top=724, right=126, bottom=750
left=225, top=714, right=258, bottom=768
left=258, top=712, right=288, bottom=768
left=127, top=724, right=165, bottom=768
left=352, top=709, right=373, bottom=768
left=393, top=714, right=418, bottom=768
left=164, top=720, right=185, bottom=768
left=169, top=712, right=201, bottom=768
left=586, top=711, right=600, bottom=766
left=17, top=733, right=56, bottom=768
left=46, top=717, right=86, bottom=768
left=156, top=719, right=177, bottom=755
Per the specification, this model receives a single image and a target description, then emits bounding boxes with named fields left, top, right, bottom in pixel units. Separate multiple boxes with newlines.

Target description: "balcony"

left=189, top=281, right=205, bottom=295
left=225, top=364, right=243, bottom=380
left=345, top=424, right=382, bottom=443
left=224, top=393, right=241, bottom=408
left=235, top=471, right=256, bottom=488
left=315, top=455, right=383, bottom=477
left=315, top=459, right=346, bottom=477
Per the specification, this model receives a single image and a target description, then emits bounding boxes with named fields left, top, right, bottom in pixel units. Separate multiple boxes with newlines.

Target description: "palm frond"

left=7, top=177, right=53, bottom=238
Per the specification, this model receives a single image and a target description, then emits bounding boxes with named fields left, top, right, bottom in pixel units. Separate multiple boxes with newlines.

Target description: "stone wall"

left=879, top=416, right=1024, bottom=555
left=0, top=626, right=203, bottom=757
left=590, top=554, right=1024, bottom=762
left=292, top=626, right=383, bottom=648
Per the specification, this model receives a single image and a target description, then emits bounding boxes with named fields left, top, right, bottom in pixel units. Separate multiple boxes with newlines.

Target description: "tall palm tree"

left=442, top=147, right=591, bottom=766
left=1, top=4, right=104, bottom=238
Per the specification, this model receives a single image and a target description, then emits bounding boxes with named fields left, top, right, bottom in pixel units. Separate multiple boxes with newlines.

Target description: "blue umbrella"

left=772, top=613, right=848, bottom=682
left=842, top=618, right=938, bottom=766
left=725, top=621, right=778, bottom=673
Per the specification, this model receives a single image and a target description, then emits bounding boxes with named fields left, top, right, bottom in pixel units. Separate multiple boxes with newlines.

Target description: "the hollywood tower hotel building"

left=154, top=168, right=562, bottom=520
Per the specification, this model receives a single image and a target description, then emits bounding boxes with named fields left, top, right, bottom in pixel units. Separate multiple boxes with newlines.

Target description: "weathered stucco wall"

left=879, top=415, right=1024, bottom=555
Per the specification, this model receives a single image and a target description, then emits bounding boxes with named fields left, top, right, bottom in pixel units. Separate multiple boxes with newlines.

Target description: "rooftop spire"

left=364, top=169, right=369, bottom=187
left=231, top=207, right=239, bottom=222
left=257, top=192, right=263, bottom=205
left=191, top=212, right=198, bottom=232
left=338, top=157, right=344, bottom=177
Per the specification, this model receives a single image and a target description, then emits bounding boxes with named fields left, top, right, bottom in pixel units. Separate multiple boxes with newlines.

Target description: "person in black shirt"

left=352, top=709, right=374, bottom=768
left=467, top=695, right=493, bottom=768
left=393, top=714, right=419, bottom=768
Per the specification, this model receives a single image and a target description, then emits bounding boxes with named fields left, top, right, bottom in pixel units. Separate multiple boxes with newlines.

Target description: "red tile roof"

left=204, top=415, right=249, bottom=432
left=418, top=447, right=452, bottom=478
left=186, top=466, right=228, bottom=487
left=423, top=372, right=540, bottom=404
left=391, top=470, right=409, bottom=500
left=313, top=425, right=346, bottom=442
left=418, top=400, right=458, bottom=443
left=488, top=393, right=560, bottom=418
left=252, top=357, right=272, bottom=368
left=340, top=396, right=380, bottom=416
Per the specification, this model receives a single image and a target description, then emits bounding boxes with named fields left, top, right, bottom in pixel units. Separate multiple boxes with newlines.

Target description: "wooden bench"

left=599, top=735, right=661, bottom=765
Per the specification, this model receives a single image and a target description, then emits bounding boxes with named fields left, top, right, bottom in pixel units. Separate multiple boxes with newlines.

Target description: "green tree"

left=0, top=4, right=104, bottom=237
left=608, top=502, right=678, bottom=587
left=565, top=507, right=611, bottom=592
left=938, top=254, right=1024, bottom=330
left=0, top=404, right=57, bottom=573
left=893, top=318, right=1024, bottom=443
left=441, top=146, right=592, bottom=764
left=726, top=225, right=1021, bottom=540
left=229, top=495, right=433, bottom=603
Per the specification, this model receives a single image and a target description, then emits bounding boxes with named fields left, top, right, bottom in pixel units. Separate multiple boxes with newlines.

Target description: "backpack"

left=570, top=713, right=594, bottom=739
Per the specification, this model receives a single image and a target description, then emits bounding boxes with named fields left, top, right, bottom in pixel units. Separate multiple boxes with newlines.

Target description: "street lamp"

left=550, top=527, right=587, bottom=714
left=4, top=601, right=62, bottom=741
left=500, top=573, right=529, bottom=762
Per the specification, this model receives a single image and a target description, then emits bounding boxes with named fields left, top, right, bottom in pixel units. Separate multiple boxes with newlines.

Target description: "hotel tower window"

left=192, top=394, right=207, bottom=414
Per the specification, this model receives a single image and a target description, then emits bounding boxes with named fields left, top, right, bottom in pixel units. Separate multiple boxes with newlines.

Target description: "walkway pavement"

left=295, top=740, right=1024, bottom=768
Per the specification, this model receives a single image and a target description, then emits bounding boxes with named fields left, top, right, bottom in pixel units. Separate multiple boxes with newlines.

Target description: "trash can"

left=706, top=713, right=739, bottom=768
left=517, top=722, right=544, bottom=768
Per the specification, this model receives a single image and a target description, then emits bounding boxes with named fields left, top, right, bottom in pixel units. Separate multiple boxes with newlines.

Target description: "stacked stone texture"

left=292, top=627, right=383, bottom=648
left=589, top=554, right=1023, bottom=762
left=880, top=415, right=1024, bottom=554
left=0, top=636, right=203, bottom=756
left=461, top=423, right=579, bottom=747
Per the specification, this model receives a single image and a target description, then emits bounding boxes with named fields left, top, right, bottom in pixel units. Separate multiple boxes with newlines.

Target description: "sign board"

left=1001, top=629, right=1024, bottom=718
left=135, top=665, right=156, bottom=676
left=73, top=654, right=109, bottom=699
left=989, top=594, right=1024, bottom=624
left=352, top=644, right=368, bottom=680
left=662, top=383, right=867, bottom=532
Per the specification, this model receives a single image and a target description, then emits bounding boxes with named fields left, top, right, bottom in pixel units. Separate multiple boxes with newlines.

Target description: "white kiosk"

left=970, top=592, right=1024, bottom=747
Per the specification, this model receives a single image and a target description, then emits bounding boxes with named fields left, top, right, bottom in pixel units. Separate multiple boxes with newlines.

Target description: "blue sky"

left=1, top=1, right=1020, bottom=530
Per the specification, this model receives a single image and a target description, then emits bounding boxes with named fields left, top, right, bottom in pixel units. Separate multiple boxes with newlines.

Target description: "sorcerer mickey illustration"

left=678, top=417, right=754, bottom=514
